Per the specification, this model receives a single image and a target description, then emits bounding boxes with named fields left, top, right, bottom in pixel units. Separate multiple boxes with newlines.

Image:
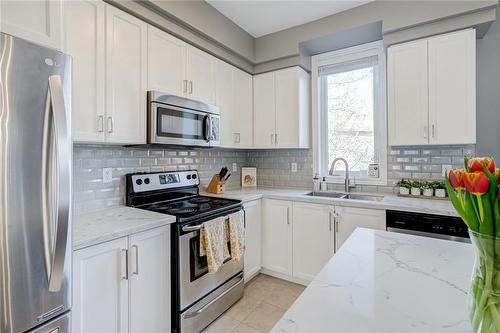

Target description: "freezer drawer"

left=29, top=312, right=70, bottom=333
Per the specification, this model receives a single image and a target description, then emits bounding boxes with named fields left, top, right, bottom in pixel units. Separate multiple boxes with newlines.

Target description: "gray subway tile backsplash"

left=73, top=144, right=475, bottom=214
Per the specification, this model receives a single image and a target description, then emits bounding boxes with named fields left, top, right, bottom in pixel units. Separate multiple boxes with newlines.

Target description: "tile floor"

left=202, top=274, right=306, bottom=333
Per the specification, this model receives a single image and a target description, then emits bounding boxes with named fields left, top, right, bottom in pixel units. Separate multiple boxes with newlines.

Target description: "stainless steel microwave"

left=147, top=91, right=220, bottom=147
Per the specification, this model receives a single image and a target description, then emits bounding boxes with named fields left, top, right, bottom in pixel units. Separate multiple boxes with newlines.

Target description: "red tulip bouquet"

left=445, top=157, right=500, bottom=332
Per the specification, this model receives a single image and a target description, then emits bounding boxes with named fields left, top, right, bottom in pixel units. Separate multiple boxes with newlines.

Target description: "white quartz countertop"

left=202, top=187, right=458, bottom=217
left=272, top=228, right=474, bottom=333
left=73, top=206, right=176, bottom=250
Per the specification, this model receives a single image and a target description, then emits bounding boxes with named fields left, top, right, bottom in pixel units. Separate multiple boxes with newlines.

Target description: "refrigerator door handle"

left=41, top=75, right=71, bottom=292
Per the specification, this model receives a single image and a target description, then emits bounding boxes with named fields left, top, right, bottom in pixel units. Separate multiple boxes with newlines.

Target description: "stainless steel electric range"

left=126, top=170, right=244, bottom=333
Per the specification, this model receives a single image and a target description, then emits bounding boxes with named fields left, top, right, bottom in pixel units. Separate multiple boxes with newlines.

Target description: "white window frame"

left=311, top=41, right=387, bottom=186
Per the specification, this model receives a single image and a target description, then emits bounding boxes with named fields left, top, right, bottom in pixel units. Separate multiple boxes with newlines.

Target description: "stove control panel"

left=130, top=170, right=200, bottom=193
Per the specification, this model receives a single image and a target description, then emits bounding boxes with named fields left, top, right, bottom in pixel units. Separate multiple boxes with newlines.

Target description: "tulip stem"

left=478, top=195, right=485, bottom=223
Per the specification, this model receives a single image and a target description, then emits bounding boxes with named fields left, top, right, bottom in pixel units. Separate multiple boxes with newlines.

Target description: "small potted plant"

left=397, top=179, right=410, bottom=195
left=433, top=181, right=447, bottom=198
left=410, top=180, right=421, bottom=196
left=421, top=181, right=434, bottom=197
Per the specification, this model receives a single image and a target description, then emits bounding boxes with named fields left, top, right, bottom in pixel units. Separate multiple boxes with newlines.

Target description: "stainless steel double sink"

left=306, top=191, right=384, bottom=202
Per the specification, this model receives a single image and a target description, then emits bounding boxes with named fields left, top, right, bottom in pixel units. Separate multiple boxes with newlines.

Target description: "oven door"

left=179, top=214, right=244, bottom=311
left=149, top=102, right=212, bottom=146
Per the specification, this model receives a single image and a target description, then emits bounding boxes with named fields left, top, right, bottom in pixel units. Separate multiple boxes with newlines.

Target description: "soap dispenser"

left=320, top=177, right=328, bottom=192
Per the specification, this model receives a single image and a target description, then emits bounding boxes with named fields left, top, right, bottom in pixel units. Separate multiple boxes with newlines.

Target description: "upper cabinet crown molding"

left=0, top=0, right=63, bottom=50
left=388, top=28, right=476, bottom=146
left=254, top=67, right=310, bottom=149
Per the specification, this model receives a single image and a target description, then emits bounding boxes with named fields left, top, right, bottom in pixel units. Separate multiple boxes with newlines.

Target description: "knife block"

left=206, top=174, right=225, bottom=194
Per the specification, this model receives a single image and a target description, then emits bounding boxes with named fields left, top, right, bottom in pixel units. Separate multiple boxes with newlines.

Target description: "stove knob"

left=144, top=178, right=150, bottom=184
left=187, top=175, right=192, bottom=180
left=192, top=174, right=197, bottom=179
left=136, top=179, right=143, bottom=185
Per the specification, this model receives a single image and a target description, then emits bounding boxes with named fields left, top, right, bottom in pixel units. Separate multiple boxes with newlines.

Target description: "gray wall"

left=254, top=1, right=497, bottom=64
left=476, top=6, right=500, bottom=160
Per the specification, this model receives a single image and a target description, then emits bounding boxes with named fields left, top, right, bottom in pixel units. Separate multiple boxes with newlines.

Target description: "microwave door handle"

left=41, top=75, right=71, bottom=292
left=202, top=115, right=210, bottom=142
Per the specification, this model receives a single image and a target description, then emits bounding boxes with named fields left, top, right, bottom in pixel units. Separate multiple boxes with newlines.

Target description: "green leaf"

left=445, top=174, right=474, bottom=229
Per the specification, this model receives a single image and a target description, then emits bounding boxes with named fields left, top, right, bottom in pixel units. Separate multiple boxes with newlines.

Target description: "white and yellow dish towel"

left=227, top=211, right=245, bottom=263
left=200, top=217, right=230, bottom=273
left=200, top=211, right=246, bottom=273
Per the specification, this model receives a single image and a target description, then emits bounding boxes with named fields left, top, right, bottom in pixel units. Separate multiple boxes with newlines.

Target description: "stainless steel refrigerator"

left=0, top=33, right=72, bottom=333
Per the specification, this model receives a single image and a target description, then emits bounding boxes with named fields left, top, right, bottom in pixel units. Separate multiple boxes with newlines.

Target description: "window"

left=312, top=41, right=387, bottom=185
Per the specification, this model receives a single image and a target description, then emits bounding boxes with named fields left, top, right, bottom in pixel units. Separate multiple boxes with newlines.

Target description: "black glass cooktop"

left=138, top=195, right=241, bottom=220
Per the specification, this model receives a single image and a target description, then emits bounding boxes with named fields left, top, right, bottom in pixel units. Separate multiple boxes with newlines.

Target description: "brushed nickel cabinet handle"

left=121, top=249, right=128, bottom=280
left=183, top=79, right=188, bottom=93
left=189, top=81, right=193, bottom=94
left=132, top=245, right=139, bottom=275
left=107, top=116, right=113, bottom=133
left=97, top=115, right=104, bottom=132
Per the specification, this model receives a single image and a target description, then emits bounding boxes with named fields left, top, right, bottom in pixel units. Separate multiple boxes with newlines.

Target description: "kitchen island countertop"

left=272, top=228, right=474, bottom=333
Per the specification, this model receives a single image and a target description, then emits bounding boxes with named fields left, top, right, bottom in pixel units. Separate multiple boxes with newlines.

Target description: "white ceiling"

left=206, top=0, right=372, bottom=38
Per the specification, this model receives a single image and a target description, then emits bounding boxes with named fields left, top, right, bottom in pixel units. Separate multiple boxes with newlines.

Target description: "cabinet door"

left=243, top=200, right=262, bottom=281
left=105, top=4, right=147, bottom=144
left=428, top=29, right=476, bottom=145
left=292, top=202, right=333, bottom=281
left=233, top=68, right=254, bottom=148
left=253, top=72, right=276, bottom=148
left=215, top=60, right=234, bottom=147
left=388, top=39, right=429, bottom=145
left=147, top=25, right=187, bottom=96
left=262, top=199, right=292, bottom=275
left=129, top=226, right=171, bottom=333
left=0, top=0, right=62, bottom=50
left=186, top=46, right=216, bottom=104
left=64, top=0, right=105, bottom=143
left=275, top=67, right=300, bottom=148
left=335, top=207, right=386, bottom=251
left=73, top=237, right=129, bottom=333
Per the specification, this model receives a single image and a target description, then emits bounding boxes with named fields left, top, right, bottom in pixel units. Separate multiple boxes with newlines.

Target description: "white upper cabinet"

left=335, top=206, right=385, bottom=251
left=64, top=0, right=105, bottom=143
left=215, top=60, right=253, bottom=148
left=262, top=199, right=293, bottom=276
left=186, top=45, right=216, bottom=104
left=232, top=69, right=253, bottom=147
left=215, top=60, right=234, bottom=147
left=428, top=29, right=476, bottom=145
left=147, top=25, right=187, bottom=96
left=254, top=67, right=310, bottom=149
left=292, top=202, right=333, bottom=282
left=105, top=4, right=147, bottom=144
left=1, top=0, right=62, bottom=50
left=388, top=39, right=429, bottom=146
left=253, top=72, right=277, bottom=148
left=388, top=29, right=476, bottom=146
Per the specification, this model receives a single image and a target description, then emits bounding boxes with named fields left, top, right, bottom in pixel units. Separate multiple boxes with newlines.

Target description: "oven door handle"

left=182, top=225, right=203, bottom=232
left=183, top=273, right=244, bottom=319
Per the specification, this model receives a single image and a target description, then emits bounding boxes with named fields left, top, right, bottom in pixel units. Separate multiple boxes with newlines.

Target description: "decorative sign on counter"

left=241, top=167, right=257, bottom=187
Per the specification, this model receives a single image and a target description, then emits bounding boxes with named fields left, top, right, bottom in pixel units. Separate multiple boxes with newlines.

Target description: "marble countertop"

left=73, top=206, right=176, bottom=250
left=202, top=187, right=458, bottom=216
left=272, top=228, right=474, bottom=333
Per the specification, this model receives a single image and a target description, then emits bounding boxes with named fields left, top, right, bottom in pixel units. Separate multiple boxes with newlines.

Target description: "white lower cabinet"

left=334, top=206, right=386, bottom=251
left=261, top=199, right=386, bottom=284
left=129, top=227, right=171, bottom=333
left=73, top=225, right=171, bottom=333
left=243, top=200, right=262, bottom=281
left=262, top=199, right=293, bottom=276
left=292, top=202, right=334, bottom=282
left=73, top=237, right=129, bottom=333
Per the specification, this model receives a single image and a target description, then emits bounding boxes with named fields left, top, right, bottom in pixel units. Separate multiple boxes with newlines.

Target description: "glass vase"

left=468, top=230, right=500, bottom=333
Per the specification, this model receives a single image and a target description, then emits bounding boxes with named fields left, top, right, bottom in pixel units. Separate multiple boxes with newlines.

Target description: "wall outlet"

left=291, top=163, right=298, bottom=173
left=232, top=163, right=237, bottom=172
left=442, top=165, right=452, bottom=177
left=103, top=168, right=113, bottom=183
